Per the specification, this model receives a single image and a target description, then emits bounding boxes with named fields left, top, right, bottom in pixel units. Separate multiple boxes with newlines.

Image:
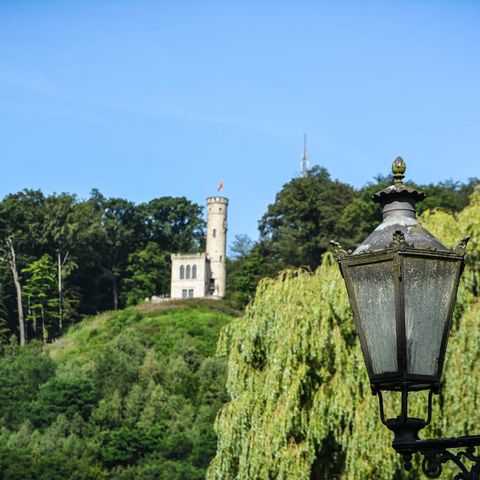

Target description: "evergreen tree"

left=22, top=254, right=59, bottom=343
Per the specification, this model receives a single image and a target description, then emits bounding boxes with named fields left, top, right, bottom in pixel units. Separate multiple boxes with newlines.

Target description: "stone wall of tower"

left=206, top=196, right=228, bottom=298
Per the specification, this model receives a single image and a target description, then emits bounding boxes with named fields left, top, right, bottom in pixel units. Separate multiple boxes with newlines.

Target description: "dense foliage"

left=0, top=171, right=476, bottom=336
left=0, top=167, right=477, bottom=479
left=208, top=190, right=480, bottom=479
left=0, top=300, right=237, bottom=480
left=226, top=173, right=478, bottom=308
left=258, top=166, right=356, bottom=269
left=0, top=191, right=204, bottom=344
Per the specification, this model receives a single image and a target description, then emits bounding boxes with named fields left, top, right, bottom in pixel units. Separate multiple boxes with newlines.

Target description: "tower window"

left=192, top=265, right=197, bottom=279
left=186, top=265, right=191, bottom=279
left=220, top=255, right=223, bottom=262
left=213, top=229, right=216, bottom=238
left=180, top=265, right=185, bottom=279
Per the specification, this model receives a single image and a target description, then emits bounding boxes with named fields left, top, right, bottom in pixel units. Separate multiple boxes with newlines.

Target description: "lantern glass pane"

left=403, top=257, right=459, bottom=376
left=349, top=261, right=397, bottom=375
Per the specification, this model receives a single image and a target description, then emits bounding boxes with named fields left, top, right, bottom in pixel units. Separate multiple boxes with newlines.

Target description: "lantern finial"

left=392, top=156, right=406, bottom=185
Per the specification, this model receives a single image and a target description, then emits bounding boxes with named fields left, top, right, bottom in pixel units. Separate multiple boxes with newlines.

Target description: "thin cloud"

left=0, top=65, right=69, bottom=101
left=0, top=66, right=105, bottom=125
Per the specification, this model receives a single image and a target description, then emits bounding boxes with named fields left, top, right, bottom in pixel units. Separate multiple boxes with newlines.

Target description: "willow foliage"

left=208, top=189, right=480, bottom=480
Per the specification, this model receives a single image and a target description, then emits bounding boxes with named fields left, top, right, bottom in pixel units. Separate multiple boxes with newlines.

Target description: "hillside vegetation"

left=208, top=189, right=480, bottom=479
left=0, top=175, right=477, bottom=480
left=0, top=299, right=238, bottom=480
left=0, top=172, right=476, bottom=344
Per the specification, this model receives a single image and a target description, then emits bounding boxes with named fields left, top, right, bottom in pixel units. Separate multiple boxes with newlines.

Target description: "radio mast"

left=301, top=134, right=309, bottom=177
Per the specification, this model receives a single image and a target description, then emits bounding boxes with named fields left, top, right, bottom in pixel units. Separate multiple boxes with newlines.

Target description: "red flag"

left=218, top=181, right=223, bottom=192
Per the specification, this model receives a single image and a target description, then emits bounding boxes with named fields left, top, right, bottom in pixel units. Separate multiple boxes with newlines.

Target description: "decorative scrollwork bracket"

left=382, top=389, right=480, bottom=479
left=395, top=436, right=480, bottom=479
left=420, top=445, right=480, bottom=479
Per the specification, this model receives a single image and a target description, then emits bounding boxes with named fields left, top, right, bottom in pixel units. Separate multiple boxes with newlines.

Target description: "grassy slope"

left=48, top=298, right=239, bottom=365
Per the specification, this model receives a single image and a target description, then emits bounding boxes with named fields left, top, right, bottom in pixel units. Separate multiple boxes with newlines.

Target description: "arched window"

left=213, top=229, right=216, bottom=238
left=180, top=265, right=185, bottom=279
left=186, top=265, right=191, bottom=279
left=192, top=265, right=197, bottom=279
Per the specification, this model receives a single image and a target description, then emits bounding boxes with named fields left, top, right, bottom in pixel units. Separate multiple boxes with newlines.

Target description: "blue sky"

left=0, top=1, right=479, bottom=245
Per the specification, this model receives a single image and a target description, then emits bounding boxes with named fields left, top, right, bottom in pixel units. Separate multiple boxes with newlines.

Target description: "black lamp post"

left=332, top=157, right=478, bottom=479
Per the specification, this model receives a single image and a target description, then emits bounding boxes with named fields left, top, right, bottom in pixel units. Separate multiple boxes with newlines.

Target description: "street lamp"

left=332, top=157, right=476, bottom=479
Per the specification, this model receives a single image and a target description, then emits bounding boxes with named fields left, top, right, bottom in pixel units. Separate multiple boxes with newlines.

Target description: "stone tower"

left=206, top=196, right=228, bottom=297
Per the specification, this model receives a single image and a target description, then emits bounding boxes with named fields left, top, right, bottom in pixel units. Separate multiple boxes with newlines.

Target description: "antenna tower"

left=301, top=134, right=309, bottom=177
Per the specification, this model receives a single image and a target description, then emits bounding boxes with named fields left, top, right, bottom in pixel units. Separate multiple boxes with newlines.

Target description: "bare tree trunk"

left=112, top=246, right=119, bottom=310
left=6, top=237, right=25, bottom=345
left=27, top=294, right=37, bottom=334
left=57, top=250, right=69, bottom=331
left=41, top=304, right=46, bottom=344
left=113, top=274, right=118, bottom=310
left=58, top=251, right=62, bottom=330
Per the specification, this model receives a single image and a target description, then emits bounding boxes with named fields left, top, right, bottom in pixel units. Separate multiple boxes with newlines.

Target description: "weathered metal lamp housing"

left=334, top=157, right=467, bottom=394
left=332, top=158, right=477, bottom=479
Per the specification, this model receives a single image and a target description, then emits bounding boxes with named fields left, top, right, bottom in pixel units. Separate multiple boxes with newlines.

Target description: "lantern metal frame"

left=337, top=243, right=465, bottom=393
left=332, top=157, right=479, bottom=479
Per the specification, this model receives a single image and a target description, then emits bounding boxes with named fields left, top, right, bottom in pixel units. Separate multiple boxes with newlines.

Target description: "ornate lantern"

left=333, top=158, right=476, bottom=479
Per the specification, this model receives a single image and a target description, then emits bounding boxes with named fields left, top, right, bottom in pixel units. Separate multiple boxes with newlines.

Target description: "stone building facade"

left=170, top=196, right=228, bottom=299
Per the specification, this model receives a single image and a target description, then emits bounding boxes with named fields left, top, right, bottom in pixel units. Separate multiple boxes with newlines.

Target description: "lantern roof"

left=353, top=157, right=448, bottom=255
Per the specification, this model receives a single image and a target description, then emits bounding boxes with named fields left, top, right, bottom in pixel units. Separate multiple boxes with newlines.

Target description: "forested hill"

left=0, top=173, right=477, bottom=345
left=0, top=299, right=238, bottom=480
left=0, top=192, right=206, bottom=346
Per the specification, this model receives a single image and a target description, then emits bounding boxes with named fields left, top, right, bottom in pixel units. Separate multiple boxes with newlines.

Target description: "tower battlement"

left=207, top=196, right=228, bottom=205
